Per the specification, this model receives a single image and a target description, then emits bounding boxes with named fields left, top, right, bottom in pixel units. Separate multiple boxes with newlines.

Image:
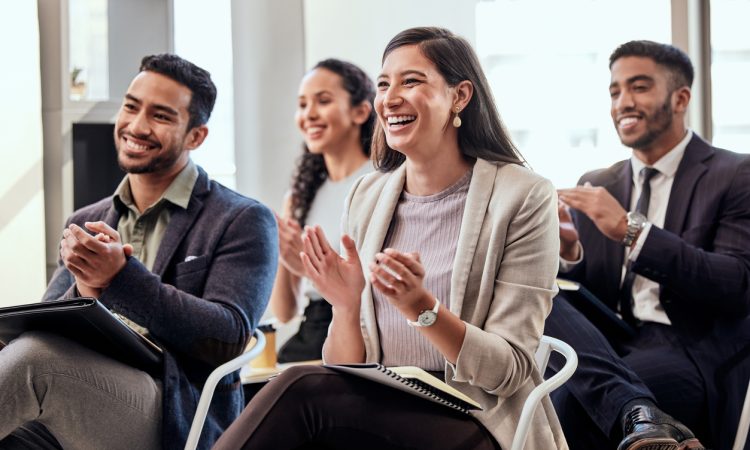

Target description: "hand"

left=558, top=183, right=628, bottom=242
left=274, top=213, right=305, bottom=277
left=60, top=221, right=130, bottom=291
left=369, top=249, right=433, bottom=319
left=300, top=226, right=365, bottom=314
left=558, top=201, right=581, bottom=260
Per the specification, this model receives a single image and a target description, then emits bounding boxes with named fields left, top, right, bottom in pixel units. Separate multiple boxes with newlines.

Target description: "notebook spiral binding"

left=379, top=365, right=472, bottom=414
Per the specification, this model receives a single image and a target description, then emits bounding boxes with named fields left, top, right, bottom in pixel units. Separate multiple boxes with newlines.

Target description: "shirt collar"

left=113, top=159, right=198, bottom=212
left=630, top=129, right=692, bottom=182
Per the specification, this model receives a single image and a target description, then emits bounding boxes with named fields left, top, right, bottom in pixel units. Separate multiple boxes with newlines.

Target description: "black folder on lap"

left=556, top=278, right=636, bottom=340
left=0, top=298, right=163, bottom=374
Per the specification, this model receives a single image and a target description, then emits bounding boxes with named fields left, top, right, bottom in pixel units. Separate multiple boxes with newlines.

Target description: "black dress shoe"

left=617, top=402, right=706, bottom=450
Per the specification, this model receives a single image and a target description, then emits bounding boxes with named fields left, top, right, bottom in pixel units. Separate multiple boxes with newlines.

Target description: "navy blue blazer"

left=43, top=165, right=278, bottom=450
left=564, top=134, right=750, bottom=449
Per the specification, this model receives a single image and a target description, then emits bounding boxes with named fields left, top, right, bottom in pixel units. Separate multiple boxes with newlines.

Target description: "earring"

left=452, top=106, right=462, bottom=128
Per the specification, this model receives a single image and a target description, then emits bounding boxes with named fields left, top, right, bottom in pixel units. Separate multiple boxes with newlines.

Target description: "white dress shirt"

left=561, top=130, right=693, bottom=325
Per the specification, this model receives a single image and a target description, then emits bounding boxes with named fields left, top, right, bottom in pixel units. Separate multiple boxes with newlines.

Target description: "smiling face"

left=609, top=56, right=687, bottom=153
left=114, top=71, right=201, bottom=175
left=375, top=45, right=458, bottom=157
left=296, top=68, right=364, bottom=155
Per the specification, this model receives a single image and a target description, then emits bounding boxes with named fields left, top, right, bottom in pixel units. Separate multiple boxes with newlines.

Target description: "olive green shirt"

left=111, top=160, right=198, bottom=334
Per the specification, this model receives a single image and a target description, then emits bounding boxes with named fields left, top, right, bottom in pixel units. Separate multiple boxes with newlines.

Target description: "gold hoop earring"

left=452, top=106, right=462, bottom=128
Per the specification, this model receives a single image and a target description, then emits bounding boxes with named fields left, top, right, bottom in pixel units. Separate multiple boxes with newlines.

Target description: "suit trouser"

left=213, top=365, right=500, bottom=450
left=0, top=331, right=162, bottom=450
left=544, top=294, right=708, bottom=449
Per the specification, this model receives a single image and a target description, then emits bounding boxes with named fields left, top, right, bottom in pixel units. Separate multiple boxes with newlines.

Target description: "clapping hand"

left=300, top=225, right=365, bottom=314
left=274, top=213, right=305, bottom=277
left=370, top=249, right=430, bottom=315
left=558, top=182, right=628, bottom=242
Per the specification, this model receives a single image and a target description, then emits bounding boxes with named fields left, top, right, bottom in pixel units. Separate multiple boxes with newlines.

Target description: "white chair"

left=184, top=329, right=266, bottom=450
left=734, top=378, right=750, bottom=450
left=510, top=335, right=578, bottom=450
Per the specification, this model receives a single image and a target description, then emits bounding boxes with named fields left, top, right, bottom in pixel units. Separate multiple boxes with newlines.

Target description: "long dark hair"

left=372, top=27, right=524, bottom=171
left=290, top=59, right=376, bottom=225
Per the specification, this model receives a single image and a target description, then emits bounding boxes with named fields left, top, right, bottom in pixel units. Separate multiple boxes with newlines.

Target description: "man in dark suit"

left=0, top=54, right=278, bottom=449
left=547, top=40, right=750, bottom=450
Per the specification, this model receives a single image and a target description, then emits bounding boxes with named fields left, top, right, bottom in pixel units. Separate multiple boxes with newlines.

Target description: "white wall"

left=304, top=0, right=479, bottom=78
left=0, top=1, right=47, bottom=305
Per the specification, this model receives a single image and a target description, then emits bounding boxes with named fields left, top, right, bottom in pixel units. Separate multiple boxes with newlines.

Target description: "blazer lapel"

left=151, top=171, right=208, bottom=277
left=450, top=160, right=495, bottom=318
left=604, top=162, right=632, bottom=291
left=358, top=164, right=406, bottom=340
left=664, top=135, right=711, bottom=233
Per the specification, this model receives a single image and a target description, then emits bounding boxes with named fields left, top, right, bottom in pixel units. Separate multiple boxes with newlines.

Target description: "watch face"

left=418, top=310, right=437, bottom=327
left=628, top=211, right=648, bottom=227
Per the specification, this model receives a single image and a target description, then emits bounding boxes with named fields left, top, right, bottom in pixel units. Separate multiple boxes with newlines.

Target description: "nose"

left=304, top=102, right=319, bottom=120
left=128, top=110, right=151, bottom=137
left=613, top=89, right=635, bottom=112
left=382, top=85, right=403, bottom=109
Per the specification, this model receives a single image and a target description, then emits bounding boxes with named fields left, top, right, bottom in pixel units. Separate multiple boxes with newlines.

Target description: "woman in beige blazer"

left=214, top=27, right=566, bottom=450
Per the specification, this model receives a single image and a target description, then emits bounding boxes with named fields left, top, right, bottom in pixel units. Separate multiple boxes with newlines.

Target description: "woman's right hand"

left=300, top=226, right=365, bottom=314
left=275, top=213, right=305, bottom=277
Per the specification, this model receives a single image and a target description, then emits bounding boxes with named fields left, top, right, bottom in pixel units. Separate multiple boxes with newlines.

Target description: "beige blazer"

left=343, top=158, right=568, bottom=449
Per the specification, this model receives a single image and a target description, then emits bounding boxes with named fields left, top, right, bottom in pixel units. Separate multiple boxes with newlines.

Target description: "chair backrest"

left=184, top=329, right=266, bottom=450
left=510, top=335, right=578, bottom=450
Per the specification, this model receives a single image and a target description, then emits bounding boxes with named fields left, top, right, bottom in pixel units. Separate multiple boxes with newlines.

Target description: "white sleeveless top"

left=299, top=162, right=373, bottom=305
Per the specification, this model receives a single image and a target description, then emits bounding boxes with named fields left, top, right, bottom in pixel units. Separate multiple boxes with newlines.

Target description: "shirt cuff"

left=628, top=222, right=652, bottom=262
left=559, top=242, right=584, bottom=272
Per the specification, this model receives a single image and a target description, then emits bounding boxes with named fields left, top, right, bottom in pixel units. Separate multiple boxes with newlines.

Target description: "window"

left=710, top=0, right=750, bottom=152
left=476, top=0, right=671, bottom=188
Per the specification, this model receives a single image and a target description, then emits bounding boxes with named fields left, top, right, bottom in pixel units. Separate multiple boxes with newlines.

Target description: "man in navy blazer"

left=549, top=41, right=750, bottom=450
left=0, top=55, right=277, bottom=449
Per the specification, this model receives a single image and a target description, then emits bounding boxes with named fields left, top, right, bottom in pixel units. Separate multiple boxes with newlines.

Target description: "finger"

left=300, top=252, right=320, bottom=279
left=371, top=274, right=397, bottom=297
left=305, top=226, right=326, bottom=260
left=374, top=253, right=408, bottom=282
left=340, top=235, right=361, bottom=264
left=123, top=244, right=134, bottom=257
left=84, top=221, right=120, bottom=242
left=313, top=226, right=333, bottom=255
left=369, top=261, right=402, bottom=289
left=69, top=224, right=107, bottom=253
left=62, top=229, right=97, bottom=262
left=301, top=232, right=323, bottom=272
left=383, top=249, right=424, bottom=277
left=286, top=219, right=303, bottom=233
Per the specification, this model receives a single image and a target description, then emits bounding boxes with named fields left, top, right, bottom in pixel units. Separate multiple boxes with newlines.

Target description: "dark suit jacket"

left=564, top=134, right=750, bottom=449
left=43, top=165, right=278, bottom=450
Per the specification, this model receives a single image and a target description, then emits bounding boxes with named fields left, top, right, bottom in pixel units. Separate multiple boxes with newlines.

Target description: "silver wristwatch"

left=621, top=211, right=648, bottom=247
left=406, top=297, right=440, bottom=328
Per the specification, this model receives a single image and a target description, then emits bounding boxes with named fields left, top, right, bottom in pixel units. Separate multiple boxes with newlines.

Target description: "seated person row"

left=0, top=55, right=278, bottom=449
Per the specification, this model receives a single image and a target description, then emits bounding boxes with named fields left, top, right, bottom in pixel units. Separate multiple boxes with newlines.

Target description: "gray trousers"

left=0, top=331, right=162, bottom=450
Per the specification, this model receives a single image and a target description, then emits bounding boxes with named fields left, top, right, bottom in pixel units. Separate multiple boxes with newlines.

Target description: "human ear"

left=185, top=125, right=209, bottom=151
left=672, top=86, right=691, bottom=114
left=453, top=80, right=474, bottom=112
left=351, top=100, right=373, bottom=126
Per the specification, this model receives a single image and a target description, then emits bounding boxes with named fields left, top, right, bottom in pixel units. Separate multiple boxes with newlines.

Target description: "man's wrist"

left=560, top=242, right=581, bottom=261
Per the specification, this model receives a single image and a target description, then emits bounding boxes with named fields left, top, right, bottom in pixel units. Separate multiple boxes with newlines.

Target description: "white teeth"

left=307, top=126, right=324, bottom=134
left=125, top=139, right=151, bottom=151
left=387, top=115, right=416, bottom=124
left=619, top=117, right=638, bottom=126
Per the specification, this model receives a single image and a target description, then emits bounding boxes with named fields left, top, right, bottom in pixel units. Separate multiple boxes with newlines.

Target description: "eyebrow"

left=124, top=94, right=179, bottom=117
left=377, top=69, right=428, bottom=80
left=299, top=90, right=333, bottom=100
left=609, top=75, right=654, bottom=90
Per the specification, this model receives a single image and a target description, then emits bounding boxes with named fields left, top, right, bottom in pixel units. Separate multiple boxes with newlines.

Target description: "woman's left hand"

left=370, top=249, right=431, bottom=315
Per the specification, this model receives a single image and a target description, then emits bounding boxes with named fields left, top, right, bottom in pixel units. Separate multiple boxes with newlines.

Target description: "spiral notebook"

left=325, top=363, right=482, bottom=414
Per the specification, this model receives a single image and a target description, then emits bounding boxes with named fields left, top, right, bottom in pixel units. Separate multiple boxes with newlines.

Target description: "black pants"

left=544, top=294, right=709, bottom=449
left=277, top=300, right=332, bottom=363
left=213, top=366, right=500, bottom=450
